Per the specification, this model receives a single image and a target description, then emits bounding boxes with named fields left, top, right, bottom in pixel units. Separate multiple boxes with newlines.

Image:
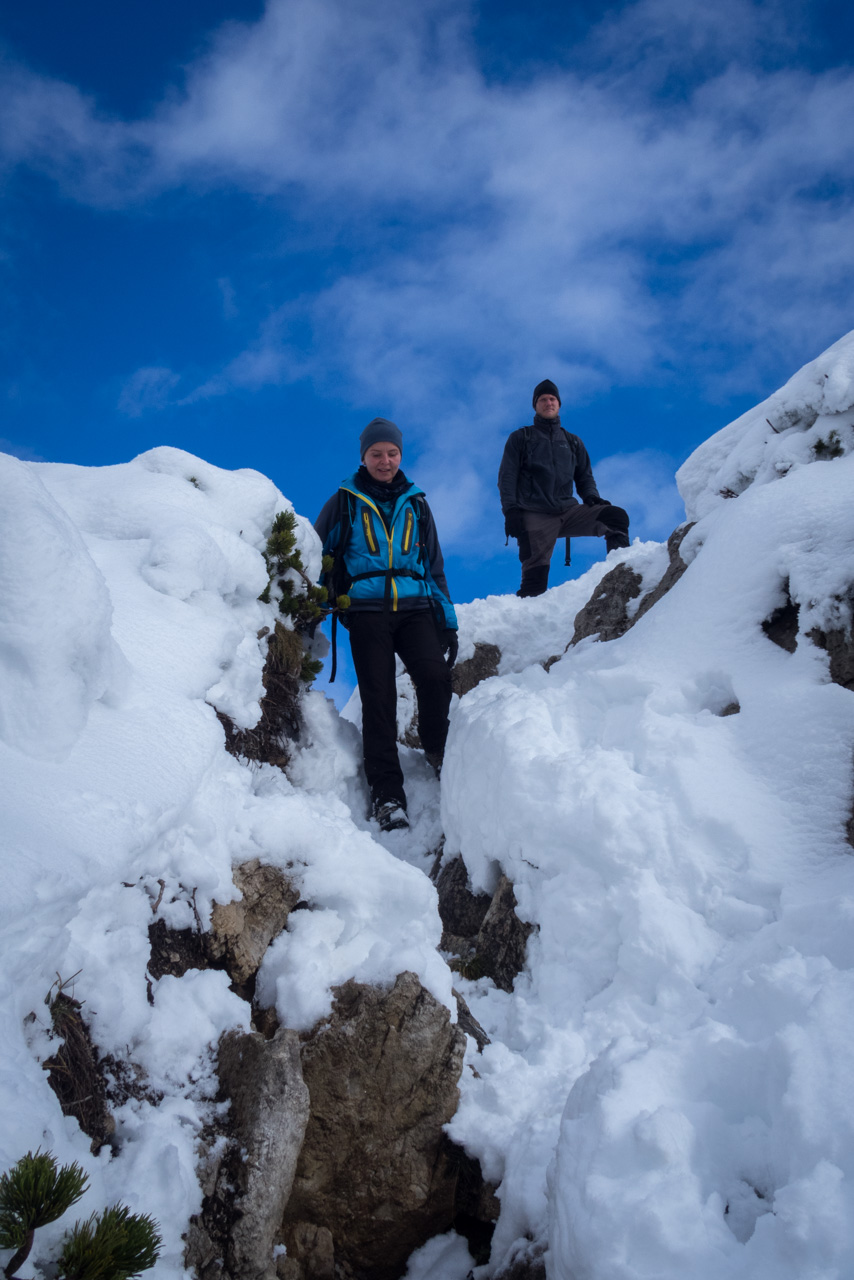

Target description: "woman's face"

left=363, top=442, right=402, bottom=484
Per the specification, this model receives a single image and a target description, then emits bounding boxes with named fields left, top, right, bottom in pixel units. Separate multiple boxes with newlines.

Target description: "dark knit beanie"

left=532, top=379, right=561, bottom=408
left=360, top=417, right=403, bottom=458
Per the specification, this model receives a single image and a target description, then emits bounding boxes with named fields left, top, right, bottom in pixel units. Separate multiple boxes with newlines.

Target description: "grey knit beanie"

left=360, top=417, right=403, bottom=458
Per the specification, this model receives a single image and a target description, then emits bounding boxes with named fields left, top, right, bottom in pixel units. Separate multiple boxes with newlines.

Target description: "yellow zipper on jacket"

left=342, top=486, right=401, bottom=609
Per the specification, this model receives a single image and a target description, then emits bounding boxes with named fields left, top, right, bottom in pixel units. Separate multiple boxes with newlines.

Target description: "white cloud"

left=117, top=366, right=181, bottom=417
left=4, top=0, right=854, bottom=442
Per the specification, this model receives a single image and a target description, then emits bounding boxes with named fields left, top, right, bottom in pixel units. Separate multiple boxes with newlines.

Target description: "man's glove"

left=583, top=493, right=607, bottom=507
left=441, top=629, right=459, bottom=670
left=504, top=508, right=526, bottom=539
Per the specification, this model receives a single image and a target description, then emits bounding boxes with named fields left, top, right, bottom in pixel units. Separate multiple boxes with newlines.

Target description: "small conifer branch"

left=0, top=1151, right=88, bottom=1278
left=58, top=1204, right=161, bottom=1280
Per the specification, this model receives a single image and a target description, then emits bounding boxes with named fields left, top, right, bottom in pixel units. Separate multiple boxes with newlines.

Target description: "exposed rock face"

left=631, top=522, right=696, bottom=626
left=477, top=876, right=536, bottom=994
left=453, top=642, right=502, bottom=697
left=188, top=1027, right=310, bottom=1280
left=148, top=860, right=299, bottom=1003
left=216, top=621, right=305, bottom=767
left=762, top=583, right=800, bottom=653
left=208, top=859, right=301, bottom=995
left=281, top=972, right=467, bottom=1280
left=570, top=561, right=644, bottom=646
left=433, top=856, right=536, bottom=995
left=434, top=854, right=492, bottom=954
left=570, top=523, right=696, bottom=648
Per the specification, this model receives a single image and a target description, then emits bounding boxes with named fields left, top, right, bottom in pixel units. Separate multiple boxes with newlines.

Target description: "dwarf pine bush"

left=0, top=1151, right=160, bottom=1280
left=259, top=510, right=330, bottom=683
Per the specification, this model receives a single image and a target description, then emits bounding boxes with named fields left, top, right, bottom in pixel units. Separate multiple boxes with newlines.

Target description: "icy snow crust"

left=1, top=331, right=854, bottom=1280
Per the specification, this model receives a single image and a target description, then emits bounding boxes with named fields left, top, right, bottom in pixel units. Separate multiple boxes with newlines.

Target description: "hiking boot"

left=374, top=799, right=410, bottom=832
left=424, top=750, right=443, bottom=779
left=517, top=565, right=549, bottom=597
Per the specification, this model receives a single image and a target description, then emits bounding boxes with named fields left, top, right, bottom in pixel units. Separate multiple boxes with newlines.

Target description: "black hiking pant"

left=519, top=502, right=630, bottom=569
left=348, top=608, right=452, bottom=808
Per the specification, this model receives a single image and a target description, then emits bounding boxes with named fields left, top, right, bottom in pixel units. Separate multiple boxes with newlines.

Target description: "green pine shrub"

left=0, top=1152, right=160, bottom=1280
left=259, top=510, right=335, bottom=685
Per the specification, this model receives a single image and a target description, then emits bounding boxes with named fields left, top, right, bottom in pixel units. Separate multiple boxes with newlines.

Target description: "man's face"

left=364, top=442, right=402, bottom=483
left=535, top=394, right=560, bottom=419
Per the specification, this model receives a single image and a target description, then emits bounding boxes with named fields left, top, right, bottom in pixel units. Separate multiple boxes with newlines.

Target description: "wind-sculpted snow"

left=0, top=454, right=118, bottom=759
left=677, top=329, right=854, bottom=522
left=441, top=343, right=854, bottom=1277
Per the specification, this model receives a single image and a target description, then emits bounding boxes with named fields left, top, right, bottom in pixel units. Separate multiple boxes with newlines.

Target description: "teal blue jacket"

left=315, top=473, right=457, bottom=629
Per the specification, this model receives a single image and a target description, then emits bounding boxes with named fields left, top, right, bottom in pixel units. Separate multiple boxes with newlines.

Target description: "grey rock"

left=433, top=855, right=492, bottom=949
left=281, top=972, right=466, bottom=1280
left=762, top=583, right=800, bottom=653
left=187, top=1027, right=310, bottom=1280
left=208, top=859, right=300, bottom=991
left=452, top=642, right=502, bottom=697
left=570, top=522, right=696, bottom=649
left=570, top=561, right=643, bottom=646
left=632, top=522, right=696, bottom=626
left=476, top=876, right=536, bottom=994
left=454, top=988, right=490, bottom=1052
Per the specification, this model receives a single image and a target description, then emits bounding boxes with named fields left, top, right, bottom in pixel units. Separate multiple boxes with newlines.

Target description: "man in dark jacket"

left=315, top=418, right=458, bottom=832
left=498, top=379, right=631, bottom=597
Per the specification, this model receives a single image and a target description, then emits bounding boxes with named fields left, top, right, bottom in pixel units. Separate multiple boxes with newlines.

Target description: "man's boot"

left=516, top=565, right=550, bottom=597
left=602, top=505, right=630, bottom=553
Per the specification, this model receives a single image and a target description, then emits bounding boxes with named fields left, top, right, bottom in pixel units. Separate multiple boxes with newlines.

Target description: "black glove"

left=583, top=493, right=607, bottom=507
left=504, top=508, right=526, bottom=539
left=441, top=629, right=459, bottom=670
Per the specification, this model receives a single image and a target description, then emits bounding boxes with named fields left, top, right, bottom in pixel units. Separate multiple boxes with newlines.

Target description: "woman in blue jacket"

left=315, top=418, right=458, bottom=832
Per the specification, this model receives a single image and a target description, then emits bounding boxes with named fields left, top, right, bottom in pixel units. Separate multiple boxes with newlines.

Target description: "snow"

left=2, top=334, right=854, bottom=1279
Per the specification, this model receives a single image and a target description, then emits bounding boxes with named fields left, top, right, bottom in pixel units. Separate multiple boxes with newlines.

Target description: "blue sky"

left=3, top=0, right=854, bottom=670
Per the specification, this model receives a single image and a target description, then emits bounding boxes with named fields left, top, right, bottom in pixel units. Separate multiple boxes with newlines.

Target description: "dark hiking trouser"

left=517, top=502, right=630, bottom=597
left=348, top=609, right=452, bottom=808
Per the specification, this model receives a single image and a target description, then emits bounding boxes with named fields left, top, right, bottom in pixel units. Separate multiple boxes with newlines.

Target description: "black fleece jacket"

left=498, top=415, right=600, bottom=515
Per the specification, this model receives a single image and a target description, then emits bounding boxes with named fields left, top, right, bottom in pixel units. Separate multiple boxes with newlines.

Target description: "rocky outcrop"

left=216, top=622, right=305, bottom=768
left=434, top=854, right=492, bottom=954
left=570, top=523, right=696, bottom=648
left=476, top=877, right=536, bottom=994
left=631, top=523, right=696, bottom=626
left=453, top=642, right=502, bottom=697
left=148, top=861, right=299, bottom=1002
left=762, top=582, right=800, bottom=653
left=208, top=860, right=301, bottom=996
left=570, top=561, right=644, bottom=646
left=280, top=972, right=467, bottom=1280
left=187, top=1027, right=310, bottom=1280
left=433, top=856, right=536, bottom=994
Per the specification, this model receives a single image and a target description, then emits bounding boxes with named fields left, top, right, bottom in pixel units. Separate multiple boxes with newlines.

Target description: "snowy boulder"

left=677, top=328, right=854, bottom=521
